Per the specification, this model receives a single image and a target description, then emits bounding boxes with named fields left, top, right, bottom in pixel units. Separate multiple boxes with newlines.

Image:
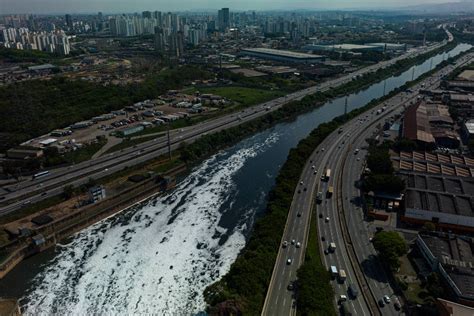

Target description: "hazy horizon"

left=0, top=0, right=466, bottom=15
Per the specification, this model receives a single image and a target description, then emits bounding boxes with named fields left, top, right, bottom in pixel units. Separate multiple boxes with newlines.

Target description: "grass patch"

left=199, top=86, right=284, bottom=107
left=0, top=195, right=65, bottom=225
left=105, top=135, right=158, bottom=154
left=296, top=207, right=336, bottom=315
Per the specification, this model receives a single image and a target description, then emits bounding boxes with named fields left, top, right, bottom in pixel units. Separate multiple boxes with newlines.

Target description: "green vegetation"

left=0, top=195, right=65, bottom=225
left=364, top=142, right=405, bottom=194
left=372, top=231, right=408, bottom=270
left=296, top=208, right=336, bottom=316
left=105, top=135, right=158, bottom=154
left=0, top=65, right=213, bottom=152
left=199, top=86, right=284, bottom=107
left=44, top=138, right=107, bottom=167
left=202, top=42, right=460, bottom=314
left=0, top=47, right=60, bottom=63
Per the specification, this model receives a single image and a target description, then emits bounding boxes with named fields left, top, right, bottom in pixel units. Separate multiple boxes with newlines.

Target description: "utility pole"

left=383, top=79, right=387, bottom=96
left=430, top=57, right=433, bottom=71
left=167, top=124, right=171, bottom=160
left=344, top=96, right=348, bottom=117
left=411, top=67, right=415, bottom=81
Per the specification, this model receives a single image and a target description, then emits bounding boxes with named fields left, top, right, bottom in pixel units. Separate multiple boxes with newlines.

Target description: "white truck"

left=330, top=265, right=338, bottom=278
left=339, top=269, right=347, bottom=283
left=329, top=242, right=336, bottom=253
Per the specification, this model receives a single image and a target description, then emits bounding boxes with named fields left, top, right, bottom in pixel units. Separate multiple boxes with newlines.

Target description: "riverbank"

left=0, top=39, right=462, bottom=312
left=203, top=43, right=471, bottom=314
left=0, top=165, right=185, bottom=280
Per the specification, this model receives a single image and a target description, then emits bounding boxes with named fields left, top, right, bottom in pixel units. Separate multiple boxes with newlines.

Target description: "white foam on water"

left=22, top=132, right=279, bottom=315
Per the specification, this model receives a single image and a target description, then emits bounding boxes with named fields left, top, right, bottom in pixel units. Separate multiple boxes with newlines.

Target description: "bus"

left=32, top=171, right=49, bottom=180
left=326, top=186, right=334, bottom=198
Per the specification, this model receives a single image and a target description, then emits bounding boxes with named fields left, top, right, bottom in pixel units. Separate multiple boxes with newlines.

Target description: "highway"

left=261, top=40, right=472, bottom=316
left=0, top=40, right=447, bottom=216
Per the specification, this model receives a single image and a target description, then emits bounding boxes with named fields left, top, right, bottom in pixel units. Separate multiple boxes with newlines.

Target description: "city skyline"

left=0, top=0, right=466, bottom=14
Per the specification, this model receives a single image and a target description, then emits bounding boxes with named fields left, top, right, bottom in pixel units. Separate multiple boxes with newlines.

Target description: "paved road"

left=262, top=29, right=465, bottom=316
left=0, top=41, right=447, bottom=216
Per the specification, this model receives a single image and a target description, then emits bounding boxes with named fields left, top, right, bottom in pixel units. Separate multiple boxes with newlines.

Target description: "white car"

left=282, top=241, right=288, bottom=248
left=287, top=259, right=292, bottom=265
left=291, top=239, right=296, bottom=245
left=383, top=295, right=391, bottom=304
left=325, top=217, right=330, bottom=223
left=296, top=242, right=301, bottom=248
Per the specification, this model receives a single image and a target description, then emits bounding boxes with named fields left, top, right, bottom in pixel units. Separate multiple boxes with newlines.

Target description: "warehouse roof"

left=242, top=48, right=323, bottom=59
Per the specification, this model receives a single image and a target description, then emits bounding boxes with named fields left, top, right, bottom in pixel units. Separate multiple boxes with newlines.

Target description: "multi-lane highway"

left=262, top=42, right=472, bottom=315
left=0, top=39, right=447, bottom=216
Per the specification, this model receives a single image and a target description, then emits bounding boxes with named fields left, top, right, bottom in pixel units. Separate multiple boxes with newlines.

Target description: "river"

left=0, top=43, right=471, bottom=315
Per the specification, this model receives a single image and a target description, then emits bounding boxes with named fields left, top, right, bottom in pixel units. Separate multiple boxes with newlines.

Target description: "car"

left=378, top=299, right=385, bottom=307
left=325, top=217, right=330, bottom=223
left=287, top=259, right=292, bottom=265
left=303, top=187, right=307, bottom=192
left=314, top=170, right=317, bottom=175
left=311, top=165, right=315, bottom=169
left=296, top=242, right=301, bottom=248
left=300, top=181, right=304, bottom=185
left=383, top=295, right=391, bottom=304
left=393, top=298, right=401, bottom=310
left=321, top=148, right=325, bottom=152
left=321, top=236, right=325, bottom=241
left=297, top=212, right=301, bottom=217
left=282, top=241, right=288, bottom=248
left=291, top=239, right=296, bottom=245
left=356, top=157, right=360, bottom=161
left=319, top=213, right=323, bottom=218
left=324, top=249, right=329, bottom=255
left=298, top=189, right=301, bottom=194
left=41, top=192, right=47, bottom=196
left=287, top=283, right=294, bottom=291
left=339, top=295, right=347, bottom=303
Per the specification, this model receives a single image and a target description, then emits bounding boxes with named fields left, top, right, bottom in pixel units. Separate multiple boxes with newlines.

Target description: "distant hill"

left=401, top=1, right=474, bottom=13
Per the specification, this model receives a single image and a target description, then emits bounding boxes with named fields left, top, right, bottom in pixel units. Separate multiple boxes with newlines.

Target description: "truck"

left=326, top=186, right=334, bottom=198
left=329, top=242, right=336, bottom=252
left=330, top=265, right=338, bottom=277
left=323, top=169, right=331, bottom=181
left=338, top=269, right=347, bottom=283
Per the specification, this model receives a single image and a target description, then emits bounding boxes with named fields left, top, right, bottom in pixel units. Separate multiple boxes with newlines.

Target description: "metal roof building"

left=240, top=48, right=325, bottom=64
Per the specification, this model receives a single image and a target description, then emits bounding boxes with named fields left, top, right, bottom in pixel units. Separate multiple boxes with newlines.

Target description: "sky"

left=0, top=0, right=463, bottom=14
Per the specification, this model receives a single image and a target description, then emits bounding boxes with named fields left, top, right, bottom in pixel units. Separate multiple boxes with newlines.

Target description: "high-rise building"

left=142, top=11, right=152, bottom=19
left=98, top=12, right=103, bottom=21
left=65, top=14, right=73, bottom=30
left=154, top=26, right=165, bottom=52
left=169, top=31, right=184, bottom=57
left=217, top=8, right=230, bottom=31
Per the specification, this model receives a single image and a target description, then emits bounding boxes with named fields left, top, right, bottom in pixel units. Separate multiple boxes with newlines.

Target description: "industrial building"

left=240, top=48, right=325, bottom=64
left=416, top=232, right=474, bottom=307
left=393, top=151, right=474, bottom=178
left=463, top=119, right=474, bottom=143
left=400, top=171, right=474, bottom=232
left=402, top=101, right=460, bottom=148
left=303, top=43, right=383, bottom=52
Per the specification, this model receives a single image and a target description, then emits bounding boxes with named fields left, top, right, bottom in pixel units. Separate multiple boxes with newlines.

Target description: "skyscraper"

left=154, top=26, right=165, bottom=52
left=217, top=8, right=230, bottom=31
left=65, top=14, right=73, bottom=30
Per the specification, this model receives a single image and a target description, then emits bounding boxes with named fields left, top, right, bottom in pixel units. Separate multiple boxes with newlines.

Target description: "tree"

left=367, top=147, right=393, bottom=174
left=426, top=272, right=444, bottom=298
left=63, top=184, right=74, bottom=199
left=365, top=174, right=405, bottom=194
left=373, top=231, right=408, bottom=270
left=422, top=222, right=436, bottom=232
